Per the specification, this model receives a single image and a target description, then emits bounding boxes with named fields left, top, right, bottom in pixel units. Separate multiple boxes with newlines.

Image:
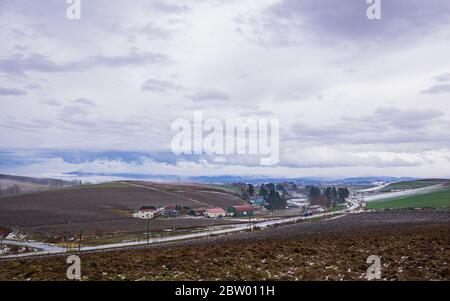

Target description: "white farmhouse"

left=133, top=208, right=156, bottom=219
left=205, top=208, right=226, bottom=218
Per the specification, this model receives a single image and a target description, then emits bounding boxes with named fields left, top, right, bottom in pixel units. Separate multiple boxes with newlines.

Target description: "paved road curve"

left=1, top=239, right=65, bottom=253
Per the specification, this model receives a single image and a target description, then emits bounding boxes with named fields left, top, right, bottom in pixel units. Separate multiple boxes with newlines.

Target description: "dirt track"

left=1, top=210, right=448, bottom=281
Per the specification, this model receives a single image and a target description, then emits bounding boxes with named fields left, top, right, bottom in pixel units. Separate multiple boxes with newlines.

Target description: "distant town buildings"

left=250, top=197, right=265, bottom=207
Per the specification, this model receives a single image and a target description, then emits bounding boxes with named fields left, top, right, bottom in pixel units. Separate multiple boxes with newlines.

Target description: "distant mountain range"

left=64, top=172, right=417, bottom=185
left=190, top=176, right=418, bottom=185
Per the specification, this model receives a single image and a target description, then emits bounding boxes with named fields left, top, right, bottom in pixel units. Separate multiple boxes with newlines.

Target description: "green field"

left=367, top=188, right=450, bottom=209
left=380, top=179, right=448, bottom=192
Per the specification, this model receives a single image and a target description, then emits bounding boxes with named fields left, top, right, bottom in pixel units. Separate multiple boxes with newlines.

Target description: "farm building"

left=159, top=208, right=179, bottom=218
left=205, top=208, right=226, bottom=218
left=190, top=207, right=207, bottom=216
left=133, top=208, right=156, bottom=219
left=227, top=205, right=256, bottom=217
left=250, top=197, right=265, bottom=207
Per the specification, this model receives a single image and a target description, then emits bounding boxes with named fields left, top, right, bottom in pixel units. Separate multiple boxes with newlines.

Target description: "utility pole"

left=64, top=233, right=68, bottom=252
left=147, top=217, right=150, bottom=244
left=78, top=231, right=83, bottom=253
left=177, top=176, right=181, bottom=210
left=67, top=232, right=71, bottom=252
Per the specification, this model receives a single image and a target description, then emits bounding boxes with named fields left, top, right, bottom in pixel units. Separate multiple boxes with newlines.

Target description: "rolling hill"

left=0, top=174, right=80, bottom=197
left=379, top=179, right=449, bottom=192
left=0, top=181, right=244, bottom=240
left=367, top=182, right=450, bottom=209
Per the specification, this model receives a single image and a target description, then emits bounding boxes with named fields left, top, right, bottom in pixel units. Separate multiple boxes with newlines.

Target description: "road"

left=0, top=198, right=361, bottom=260
left=1, top=239, right=65, bottom=253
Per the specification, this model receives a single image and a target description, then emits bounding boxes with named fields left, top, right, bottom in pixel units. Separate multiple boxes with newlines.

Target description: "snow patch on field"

left=0, top=246, right=11, bottom=255
left=6, top=232, right=27, bottom=241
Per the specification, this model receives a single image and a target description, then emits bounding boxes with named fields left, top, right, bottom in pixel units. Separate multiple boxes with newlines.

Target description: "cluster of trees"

left=239, top=183, right=288, bottom=210
left=0, top=184, right=22, bottom=197
left=259, top=183, right=287, bottom=210
left=240, top=183, right=255, bottom=201
left=308, top=186, right=350, bottom=208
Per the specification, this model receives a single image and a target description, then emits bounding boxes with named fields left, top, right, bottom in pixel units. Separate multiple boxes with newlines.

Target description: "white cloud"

left=0, top=0, right=450, bottom=178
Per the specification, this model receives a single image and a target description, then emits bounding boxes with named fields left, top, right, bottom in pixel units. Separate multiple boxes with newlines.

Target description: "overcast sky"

left=1, top=0, right=450, bottom=180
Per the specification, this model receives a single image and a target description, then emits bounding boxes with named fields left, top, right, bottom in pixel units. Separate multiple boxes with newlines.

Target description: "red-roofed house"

left=227, top=205, right=256, bottom=217
left=133, top=208, right=156, bottom=219
left=205, top=208, right=226, bottom=218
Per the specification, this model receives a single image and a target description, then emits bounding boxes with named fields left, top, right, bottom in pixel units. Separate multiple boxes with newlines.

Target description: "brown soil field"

left=0, top=181, right=243, bottom=240
left=1, top=210, right=448, bottom=281
left=126, top=181, right=243, bottom=208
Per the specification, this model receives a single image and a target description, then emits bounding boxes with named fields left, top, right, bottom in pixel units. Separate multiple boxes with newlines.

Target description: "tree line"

left=307, top=185, right=350, bottom=208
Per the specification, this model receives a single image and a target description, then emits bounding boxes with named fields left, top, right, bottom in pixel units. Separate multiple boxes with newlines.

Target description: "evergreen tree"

left=337, top=187, right=350, bottom=203
left=266, top=188, right=287, bottom=210
left=241, top=187, right=250, bottom=201
left=248, top=184, right=255, bottom=197
left=259, top=185, right=268, bottom=200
